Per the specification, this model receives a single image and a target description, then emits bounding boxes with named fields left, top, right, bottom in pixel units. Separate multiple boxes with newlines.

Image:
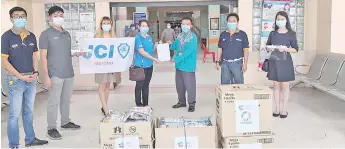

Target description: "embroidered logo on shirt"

left=236, top=39, right=242, bottom=41
left=29, top=43, right=35, bottom=46
left=223, top=38, right=226, bottom=41
left=53, top=37, right=59, bottom=39
left=11, top=44, right=19, bottom=48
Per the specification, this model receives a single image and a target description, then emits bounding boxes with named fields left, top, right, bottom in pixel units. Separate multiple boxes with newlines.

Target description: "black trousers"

left=135, top=66, right=153, bottom=106
left=170, top=50, right=174, bottom=59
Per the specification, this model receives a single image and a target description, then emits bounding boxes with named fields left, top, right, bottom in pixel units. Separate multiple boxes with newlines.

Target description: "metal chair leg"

left=290, top=81, right=303, bottom=89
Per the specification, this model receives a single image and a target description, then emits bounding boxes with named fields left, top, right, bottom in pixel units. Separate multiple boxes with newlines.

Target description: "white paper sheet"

left=157, top=43, right=171, bottom=61
left=174, top=137, right=198, bottom=149
left=235, top=100, right=260, bottom=133
left=115, top=137, right=140, bottom=149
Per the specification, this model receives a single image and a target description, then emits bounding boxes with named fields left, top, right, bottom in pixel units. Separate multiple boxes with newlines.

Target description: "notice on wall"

left=174, top=137, right=198, bottom=149
left=133, top=12, right=147, bottom=28
left=80, top=12, right=94, bottom=23
left=235, top=100, right=260, bottom=133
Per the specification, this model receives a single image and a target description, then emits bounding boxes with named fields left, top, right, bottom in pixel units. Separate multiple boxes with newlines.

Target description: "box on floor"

left=215, top=84, right=273, bottom=137
left=154, top=116, right=217, bottom=148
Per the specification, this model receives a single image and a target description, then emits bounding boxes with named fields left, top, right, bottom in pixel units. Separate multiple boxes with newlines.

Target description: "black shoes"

left=101, top=108, right=106, bottom=116
left=47, top=129, right=62, bottom=140
left=188, top=106, right=195, bottom=112
left=61, top=122, right=81, bottom=130
left=172, top=103, right=186, bottom=108
left=172, top=103, right=195, bottom=112
left=25, top=138, right=48, bottom=147
left=273, top=112, right=288, bottom=118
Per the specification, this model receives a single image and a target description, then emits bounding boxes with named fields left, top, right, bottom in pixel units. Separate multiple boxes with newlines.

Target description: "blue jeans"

left=221, top=60, right=244, bottom=84
left=6, top=75, right=36, bottom=148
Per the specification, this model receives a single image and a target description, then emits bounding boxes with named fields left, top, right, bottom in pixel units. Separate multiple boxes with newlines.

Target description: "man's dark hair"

left=227, top=13, right=239, bottom=21
left=138, top=19, right=150, bottom=27
left=48, top=6, right=64, bottom=16
left=181, top=17, right=193, bottom=24
left=9, top=7, right=27, bottom=18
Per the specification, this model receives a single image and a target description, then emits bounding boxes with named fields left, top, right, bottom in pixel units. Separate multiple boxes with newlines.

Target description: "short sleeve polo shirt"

left=1, top=28, right=38, bottom=73
left=218, top=30, right=249, bottom=60
left=134, top=34, right=154, bottom=68
left=39, top=27, right=74, bottom=78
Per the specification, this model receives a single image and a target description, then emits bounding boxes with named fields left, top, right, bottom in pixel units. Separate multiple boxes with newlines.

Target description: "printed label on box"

left=235, top=100, right=260, bottom=133
left=239, top=143, right=262, bottom=149
left=115, top=136, right=140, bottom=149
left=174, top=137, right=198, bottom=149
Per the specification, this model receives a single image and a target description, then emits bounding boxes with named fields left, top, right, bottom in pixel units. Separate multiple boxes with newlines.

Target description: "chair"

left=304, top=55, right=345, bottom=91
left=329, top=62, right=345, bottom=101
left=202, top=44, right=215, bottom=63
left=290, top=54, right=329, bottom=89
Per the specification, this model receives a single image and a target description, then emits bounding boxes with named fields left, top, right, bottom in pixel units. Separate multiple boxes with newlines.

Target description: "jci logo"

left=83, top=43, right=130, bottom=59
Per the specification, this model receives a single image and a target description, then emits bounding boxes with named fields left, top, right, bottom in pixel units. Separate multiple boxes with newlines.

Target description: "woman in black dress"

left=266, top=11, right=298, bottom=118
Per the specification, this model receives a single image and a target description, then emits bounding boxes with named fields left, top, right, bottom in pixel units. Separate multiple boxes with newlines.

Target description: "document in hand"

left=157, top=43, right=171, bottom=61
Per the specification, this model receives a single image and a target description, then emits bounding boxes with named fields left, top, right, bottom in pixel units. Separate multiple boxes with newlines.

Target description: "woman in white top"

left=94, top=16, right=116, bottom=115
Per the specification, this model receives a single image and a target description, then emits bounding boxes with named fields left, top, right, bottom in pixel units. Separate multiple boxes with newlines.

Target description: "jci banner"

left=79, top=38, right=135, bottom=74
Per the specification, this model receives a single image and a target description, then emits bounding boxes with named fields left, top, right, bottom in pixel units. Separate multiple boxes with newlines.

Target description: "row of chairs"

left=291, top=53, right=345, bottom=100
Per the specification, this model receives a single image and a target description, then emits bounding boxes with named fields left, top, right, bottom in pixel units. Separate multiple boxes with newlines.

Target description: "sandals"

left=273, top=111, right=288, bottom=118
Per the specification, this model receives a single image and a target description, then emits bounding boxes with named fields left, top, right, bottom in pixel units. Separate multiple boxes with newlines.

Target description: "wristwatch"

left=33, top=71, right=39, bottom=76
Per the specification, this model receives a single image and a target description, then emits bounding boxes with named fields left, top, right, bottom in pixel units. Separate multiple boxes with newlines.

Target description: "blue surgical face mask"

left=181, top=25, right=191, bottom=33
left=276, top=20, right=287, bottom=28
left=102, top=24, right=111, bottom=32
left=13, top=18, right=27, bottom=28
left=140, top=27, right=149, bottom=34
left=227, top=23, right=237, bottom=30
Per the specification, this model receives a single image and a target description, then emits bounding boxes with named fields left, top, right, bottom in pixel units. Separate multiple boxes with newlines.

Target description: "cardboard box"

left=100, top=121, right=153, bottom=149
left=219, top=135, right=274, bottom=148
left=155, top=117, right=217, bottom=148
left=216, top=84, right=273, bottom=137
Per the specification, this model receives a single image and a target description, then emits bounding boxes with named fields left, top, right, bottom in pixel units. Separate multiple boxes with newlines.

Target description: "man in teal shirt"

left=169, top=17, right=198, bottom=112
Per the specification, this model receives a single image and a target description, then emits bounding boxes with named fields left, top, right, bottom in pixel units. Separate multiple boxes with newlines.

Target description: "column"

left=208, top=5, right=220, bottom=52
left=136, top=7, right=148, bottom=20
left=316, top=0, right=332, bottom=53
left=330, top=0, right=345, bottom=54
left=238, top=0, right=253, bottom=51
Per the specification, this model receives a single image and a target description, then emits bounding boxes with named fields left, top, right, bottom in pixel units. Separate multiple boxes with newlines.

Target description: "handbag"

left=261, top=59, right=269, bottom=72
left=129, top=37, right=146, bottom=81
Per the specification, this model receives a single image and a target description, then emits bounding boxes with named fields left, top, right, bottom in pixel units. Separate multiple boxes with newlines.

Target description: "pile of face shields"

left=101, top=110, right=124, bottom=123
left=159, top=117, right=212, bottom=128
left=123, top=106, right=153, bottom=122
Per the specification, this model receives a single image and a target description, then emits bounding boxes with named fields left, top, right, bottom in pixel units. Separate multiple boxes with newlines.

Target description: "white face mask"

left=52, top=17, right=64, bottom=27
left=167, top=25, right=171, bottom=29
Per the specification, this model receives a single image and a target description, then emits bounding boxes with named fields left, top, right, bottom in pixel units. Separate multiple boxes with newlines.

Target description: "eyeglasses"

left=12, top=15, right=27, bottom=19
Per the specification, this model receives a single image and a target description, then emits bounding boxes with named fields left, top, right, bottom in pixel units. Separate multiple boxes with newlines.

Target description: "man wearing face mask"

left=170, top=18, right=198, bottom=112
left=39, top=6, right=81, bottom=140
left=216, top=13, right=249, bottom=85
left=126, top=24, right=138, bottom=37
left=1, top=7, right=49, bottom=148
left=160, top=23, right=176, bottom=58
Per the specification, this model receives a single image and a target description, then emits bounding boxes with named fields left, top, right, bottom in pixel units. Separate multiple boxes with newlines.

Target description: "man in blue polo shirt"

left=216, top=13, right=249, bottom=84
left=1, top=7, right=48, bottom=148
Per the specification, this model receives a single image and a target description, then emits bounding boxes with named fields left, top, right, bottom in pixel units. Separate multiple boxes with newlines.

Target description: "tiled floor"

left=1, top=60, right=345, bottom=148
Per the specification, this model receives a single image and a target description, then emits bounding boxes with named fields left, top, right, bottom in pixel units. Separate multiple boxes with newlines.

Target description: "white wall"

left=330, top=0, right=345, bottom=54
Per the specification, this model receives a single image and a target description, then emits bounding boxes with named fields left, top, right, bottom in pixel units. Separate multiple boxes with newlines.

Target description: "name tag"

left=236, top=39, right=242, bottom=41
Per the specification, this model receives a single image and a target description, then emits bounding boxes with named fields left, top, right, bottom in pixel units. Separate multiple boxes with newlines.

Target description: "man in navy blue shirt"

left=1, top=7, right=48, bottom=148
left=216, top=13, right=249, bottom=84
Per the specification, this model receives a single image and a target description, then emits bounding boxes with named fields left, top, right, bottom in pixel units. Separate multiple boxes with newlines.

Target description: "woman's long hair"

left=274, top=11, right=293, bottom=32
left=95, top=16, right=116, bottom=38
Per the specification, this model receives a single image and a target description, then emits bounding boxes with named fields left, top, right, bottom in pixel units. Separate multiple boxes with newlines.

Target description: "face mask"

left=181, top=25, right=191, bottom=33
left=102, top=24, right=111, bottom=32
left=52, top=17, right=64, bottom=27
left=140, top=27, right=149, bottom=34
left=131, top=27, right=135, bottom=30
left=167, top=25, right=171, bottom=29
left=227, top=23, right=237, bottom=30
left=13, top=19, right=27, bottom=28
left=276, top=20, right=287, bottom=28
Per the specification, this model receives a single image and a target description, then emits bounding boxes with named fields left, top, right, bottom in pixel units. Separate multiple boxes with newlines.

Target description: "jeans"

left=135, top=66, right=153, bottom=106
left=47, top=77, right=74, bottom=130
left=6, top=75, right=36, bottom=148
left=175, top=69, right=196, bottom=106
left=221, top=60, right=244, bottom=84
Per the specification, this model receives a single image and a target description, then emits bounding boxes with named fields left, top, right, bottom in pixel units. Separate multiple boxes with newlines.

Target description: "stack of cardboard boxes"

left=215, top=84, right=274, bottom=148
